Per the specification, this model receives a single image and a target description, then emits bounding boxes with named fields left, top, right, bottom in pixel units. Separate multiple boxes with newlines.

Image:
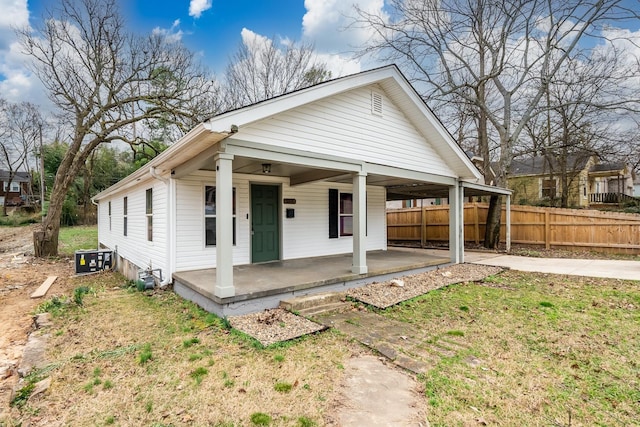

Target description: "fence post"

left=420, top=201, right=425, bottom=248
left=473, top=203, right=480, bottom=244
left=545, top=210, right=551, bottom=249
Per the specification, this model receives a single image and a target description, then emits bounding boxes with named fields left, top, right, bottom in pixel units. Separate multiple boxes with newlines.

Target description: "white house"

left=93, top=65, right=510, bottom=315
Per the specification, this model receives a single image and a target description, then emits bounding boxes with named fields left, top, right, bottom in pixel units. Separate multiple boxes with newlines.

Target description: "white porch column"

left=505, top=194, right=511, bottom=252
left=449, top=183, right=464, bottom=264
left=352, top=171, right=368, bottom=274
left=215, top=153, right=235, bottom=298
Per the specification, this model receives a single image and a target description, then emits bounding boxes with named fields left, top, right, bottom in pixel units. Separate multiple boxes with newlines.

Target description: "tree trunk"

left=33, top=145, right=82, bottom=257
left=33, top=180, right=67, bottom=256
left=484, top=195, right=502, bottom=248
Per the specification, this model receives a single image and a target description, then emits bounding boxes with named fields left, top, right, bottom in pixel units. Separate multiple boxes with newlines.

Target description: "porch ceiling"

left=194, top=154, right=509, bottom=201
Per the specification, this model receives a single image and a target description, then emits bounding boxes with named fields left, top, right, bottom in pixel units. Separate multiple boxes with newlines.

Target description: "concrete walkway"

left=464, top=251, right=640, bottom=281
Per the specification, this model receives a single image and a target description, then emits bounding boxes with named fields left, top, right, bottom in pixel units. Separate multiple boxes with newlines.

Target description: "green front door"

left=251, top=184, right=280, bottom=263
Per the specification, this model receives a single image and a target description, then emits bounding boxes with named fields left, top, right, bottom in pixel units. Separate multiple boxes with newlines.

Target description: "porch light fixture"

left=262, top=163, right=272, bottom=174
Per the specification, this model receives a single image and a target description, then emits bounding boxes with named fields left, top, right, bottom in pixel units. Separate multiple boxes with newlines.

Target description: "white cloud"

left=302, top=0, right=387, bottom=53
left=152, top=19, right=183, bottom=43
left=0, top=0, right=51, bottom=107
left=189, top=0, right=212, bottom=19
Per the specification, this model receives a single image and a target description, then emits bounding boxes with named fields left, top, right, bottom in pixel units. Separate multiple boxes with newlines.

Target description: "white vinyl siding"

left=175, top=171, right=250, bottom=271
left=97, top=179, right=168, bottom=275
left=235, top=85, right=456, bottom=178
left=174, top=172, right=386, bottom=271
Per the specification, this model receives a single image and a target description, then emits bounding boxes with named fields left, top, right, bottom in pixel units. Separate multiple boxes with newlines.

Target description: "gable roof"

left=507, top=154, right=592, bottom=177
left=589, top=162, right=625, bottom=173
left=94, top=65, right=482, bottom=200
left=0, top=171, right=31, bottom=182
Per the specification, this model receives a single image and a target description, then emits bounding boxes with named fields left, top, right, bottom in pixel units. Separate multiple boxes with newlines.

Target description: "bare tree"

left=0, top=100, right=44, bottom=216
left=17, top=0, right=219, bottom=256
left=223, top=34, right=331, bottom=109
left=355, top=0, right=639, bottom=247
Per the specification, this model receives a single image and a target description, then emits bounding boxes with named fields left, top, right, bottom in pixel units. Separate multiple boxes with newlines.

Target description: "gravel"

left=228, top=308, right=327, bottom=347
left=347, top=263, right=503, bottom=309
left=228, top=263, right=503, bottom=345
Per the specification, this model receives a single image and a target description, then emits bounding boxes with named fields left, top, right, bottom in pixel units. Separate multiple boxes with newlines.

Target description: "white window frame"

left=339, top=192, right=353, bottom=237
left=204, top=185, right=236, bottom=247
left=123, top=196, right=128, bottom=237
left=2, top=182, right=20, bottom=192
left=146, top=188, right=153, bottom=242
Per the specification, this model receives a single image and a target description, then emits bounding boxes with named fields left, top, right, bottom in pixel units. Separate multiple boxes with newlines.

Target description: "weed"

left=220, top=316, right=232, bottom=330
left=297, top=417, right=317, bottom=427
left=190, top=367, right=208, bottom=385
left=93, top=367, right=102, bottom=377
left=539, top=301, right=554, bottom=308
left=105, top=415, right=115, bottom=425
left=10, top=382, right=35, bottom=408
left=273, top=354, right=285, bottom=363
left=224, top=379, right=235, bottom=388
left=446, top=330, right=465, bottom=337
left=93, top=378, right=102, bottom=386
left=188, top=353, right=203, bottom=361
left=250, top=412, right=272, bottom=426
left=145, top=401, right=153, bottom=413
left=344, top=318, right=360, bottom=326
left=183, top=337, right=200, bottom=348
left=83, top=382, right=94, bottom=394
left=274, top=382, right=293, bottom=393
left=303, top=383, right=311, bottom=390
left=35, top=296, right=69, bottom=316
left=459, top=305, right=469, bottom=312
left=103, top=379, right=113, bottom=389
left=138, top=343, right=153, bottom=365
left=73, top=286, right=91, bottom=306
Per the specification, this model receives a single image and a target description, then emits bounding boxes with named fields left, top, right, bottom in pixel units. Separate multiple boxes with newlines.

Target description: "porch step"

left=279, top=292, right=350, bottom=316
left=297, top=301, right=354, bottom=317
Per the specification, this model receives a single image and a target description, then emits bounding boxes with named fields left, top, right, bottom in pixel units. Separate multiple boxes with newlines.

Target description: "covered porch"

left=173, top=247, right=450, bottom=316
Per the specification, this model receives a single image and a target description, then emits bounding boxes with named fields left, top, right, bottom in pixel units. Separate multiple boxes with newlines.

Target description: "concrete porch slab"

left=172, top=248, right=450, bottom=316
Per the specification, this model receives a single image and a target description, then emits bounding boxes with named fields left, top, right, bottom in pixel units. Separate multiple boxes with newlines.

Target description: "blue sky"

left=0, top=0, right=379, bottom=107
left=124, top=0, right=310, bottom=72
left=2, top=0, right=640, bottom=110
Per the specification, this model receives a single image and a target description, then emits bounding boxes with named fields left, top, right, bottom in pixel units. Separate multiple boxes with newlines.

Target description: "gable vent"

left=371, top=91, right=383, bottom=116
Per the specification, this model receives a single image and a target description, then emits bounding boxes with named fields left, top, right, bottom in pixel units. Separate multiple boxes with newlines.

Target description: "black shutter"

left=329, top=188, right=338, bottom=238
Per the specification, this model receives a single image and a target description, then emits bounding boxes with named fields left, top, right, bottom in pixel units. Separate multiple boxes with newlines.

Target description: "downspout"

left=150, top=166, right=172, bottom=285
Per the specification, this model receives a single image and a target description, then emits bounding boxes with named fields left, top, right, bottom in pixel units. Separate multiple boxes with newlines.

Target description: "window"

left=329, top=189, right=366, bottom=238
left=123, top=197, right=128, bottom=236
left=541, top=179, right=556, bottom=199
left=2, top=182, right=20, bottom=192
left=204, top=186, right=236, bottom=246
left=146, top=188, right=153, bottom=241
left=339, top=192, right=353, bottom=236
left=108, top=201, right=112, bottom=231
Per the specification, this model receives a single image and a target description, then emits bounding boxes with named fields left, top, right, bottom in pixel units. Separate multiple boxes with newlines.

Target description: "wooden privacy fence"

left=387, top=203, right=640, bottom=255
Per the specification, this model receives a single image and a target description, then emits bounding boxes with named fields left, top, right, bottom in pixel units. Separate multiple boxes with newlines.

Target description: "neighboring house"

left=93, top=65, right=509, bottom=315
left=507, top=155, right=635, bottom=208
left=0, top=171, right=31, bottom=206
left=386, top=152, right=490, bottom=209
left=634, top=175, right=640, bottom=197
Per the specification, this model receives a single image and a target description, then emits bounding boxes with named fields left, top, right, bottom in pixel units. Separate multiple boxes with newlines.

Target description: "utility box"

left=75, top=250, right=113, bottom=274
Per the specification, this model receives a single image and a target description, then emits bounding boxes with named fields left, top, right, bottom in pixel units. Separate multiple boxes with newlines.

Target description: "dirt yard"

left=0, top=225, right=77, bottom=420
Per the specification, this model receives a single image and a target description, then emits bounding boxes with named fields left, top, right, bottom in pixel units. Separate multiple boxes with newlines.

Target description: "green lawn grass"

left=383, top=270, right=640, bottom=426
left=58, top=225, right=98, bottom=255
left=6, top=268, right=639, bottom=426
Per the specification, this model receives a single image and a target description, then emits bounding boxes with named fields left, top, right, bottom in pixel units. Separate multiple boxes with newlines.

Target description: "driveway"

left=465, top=251, right=640, bottom=281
